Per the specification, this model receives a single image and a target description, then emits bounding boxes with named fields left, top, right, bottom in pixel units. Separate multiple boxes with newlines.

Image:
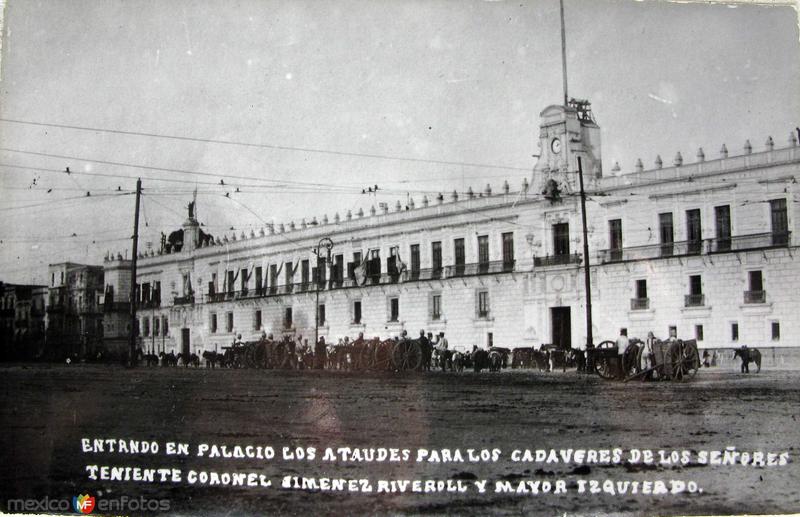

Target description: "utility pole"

left=577, top=157, right=595, bottom=369
left=128, top=178, right=142, bottom=367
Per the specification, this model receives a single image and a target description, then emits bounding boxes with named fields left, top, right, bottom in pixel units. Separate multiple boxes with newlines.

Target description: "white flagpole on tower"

left=560, top=0, right=569, bottom=107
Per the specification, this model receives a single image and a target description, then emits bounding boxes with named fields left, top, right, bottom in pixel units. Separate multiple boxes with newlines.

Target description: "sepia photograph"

left=1, top=0, right=799, bottom=515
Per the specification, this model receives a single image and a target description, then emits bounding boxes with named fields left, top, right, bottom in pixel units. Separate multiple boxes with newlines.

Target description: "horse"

left=734, top=347, right=761, bottom=373
left=202, top=350, right=220, bottom=368
left=143, top=353, right=159, bottom=367
left=159, top=351, right=177, bottom=367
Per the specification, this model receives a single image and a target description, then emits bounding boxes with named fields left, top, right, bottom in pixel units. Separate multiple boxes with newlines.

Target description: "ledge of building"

left=680, top=305, right=712, bottom=318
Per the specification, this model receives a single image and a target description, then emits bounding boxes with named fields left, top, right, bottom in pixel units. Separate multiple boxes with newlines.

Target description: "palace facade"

left=102, top=101, right=800, bottom=357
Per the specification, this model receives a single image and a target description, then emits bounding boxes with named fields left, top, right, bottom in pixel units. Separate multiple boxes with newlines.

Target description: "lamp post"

left=313, top=237, right=334, bottom=349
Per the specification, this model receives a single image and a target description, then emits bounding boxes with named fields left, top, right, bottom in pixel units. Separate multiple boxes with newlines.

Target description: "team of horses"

left=136, top=341, right=762, bottom=374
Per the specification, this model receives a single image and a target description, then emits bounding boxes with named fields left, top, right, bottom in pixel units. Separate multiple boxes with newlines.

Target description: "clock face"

left=551, top=137, right=562, bottom=154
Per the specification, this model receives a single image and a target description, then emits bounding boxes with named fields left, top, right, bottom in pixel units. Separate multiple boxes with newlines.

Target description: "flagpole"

left=560, top=0, right=569, bottom=106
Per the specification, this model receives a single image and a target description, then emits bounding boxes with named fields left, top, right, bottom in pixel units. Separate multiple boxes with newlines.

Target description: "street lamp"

left=313, top=237, right=334, bottom=349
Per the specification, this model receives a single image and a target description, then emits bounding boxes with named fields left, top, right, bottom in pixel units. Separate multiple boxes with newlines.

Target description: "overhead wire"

left=0, top=117, right=532, bottom=172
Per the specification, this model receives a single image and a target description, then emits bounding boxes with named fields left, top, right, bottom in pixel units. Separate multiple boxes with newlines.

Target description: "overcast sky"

left=1, top=0, right=798, bottom=284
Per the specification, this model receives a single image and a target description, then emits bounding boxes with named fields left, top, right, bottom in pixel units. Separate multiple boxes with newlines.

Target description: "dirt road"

left=1, top=364, right=797, bottom=515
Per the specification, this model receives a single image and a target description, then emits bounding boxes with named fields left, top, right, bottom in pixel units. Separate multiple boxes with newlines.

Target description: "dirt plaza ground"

left=0, top=363, right=798, bottom=516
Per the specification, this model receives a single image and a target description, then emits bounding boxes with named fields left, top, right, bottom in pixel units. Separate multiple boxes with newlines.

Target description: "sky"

left=0, top=0, right=798, bottom=284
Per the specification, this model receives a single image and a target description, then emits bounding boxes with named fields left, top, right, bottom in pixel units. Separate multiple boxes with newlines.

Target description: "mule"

left=734, top=347, right=761, bottom=373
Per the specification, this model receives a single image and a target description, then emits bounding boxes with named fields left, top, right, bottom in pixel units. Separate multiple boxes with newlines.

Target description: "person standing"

left=616, top=328, right=629, bottom=379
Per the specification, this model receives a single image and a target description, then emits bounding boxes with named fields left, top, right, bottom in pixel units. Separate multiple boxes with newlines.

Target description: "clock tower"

left=532, top=99, right=603, bottom=196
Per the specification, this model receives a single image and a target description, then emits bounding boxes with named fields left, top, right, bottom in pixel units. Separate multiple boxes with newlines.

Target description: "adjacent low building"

left=46, top=262, right=104, bottom=359
left=0, top=282, right=47, bottom=359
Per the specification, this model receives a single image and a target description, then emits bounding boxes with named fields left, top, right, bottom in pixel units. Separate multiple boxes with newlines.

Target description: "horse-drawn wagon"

left=591, top=338, right=701, bottom=381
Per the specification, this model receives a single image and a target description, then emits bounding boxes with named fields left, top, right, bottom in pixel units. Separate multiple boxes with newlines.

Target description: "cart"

left=591, top=338, right=700, bottom=381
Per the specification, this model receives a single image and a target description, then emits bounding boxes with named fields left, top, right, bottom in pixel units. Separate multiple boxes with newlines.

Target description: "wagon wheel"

left=392, top=340, right=422, bottom=371
left=669, top=341, right=699, bottom=381
left=373, top=340, right=394, bottom=371
left=593, top=340, right=618, bottom=380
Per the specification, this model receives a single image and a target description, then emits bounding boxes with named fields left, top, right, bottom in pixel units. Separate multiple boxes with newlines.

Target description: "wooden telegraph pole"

left=128, top=178, right=142, bottom=367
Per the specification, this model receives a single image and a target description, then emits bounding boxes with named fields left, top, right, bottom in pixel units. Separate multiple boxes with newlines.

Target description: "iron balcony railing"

left=684, top=294, right=705, bottom=307
left=534, top=254, right=582, bottom=267
left=173, top=294, right=195, bottom=305
left=709, top=231, right=791, bottom=253
left=630, top=298, right=650, bottom=310
left=203, top=260, right=517, bottom=303
left=600, top=231, right=792, bottom=264
left=744, top=290, right=766, bottom=304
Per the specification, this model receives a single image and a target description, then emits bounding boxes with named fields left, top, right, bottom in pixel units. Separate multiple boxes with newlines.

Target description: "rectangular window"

left=553, top=223, right=570, bottom=256
left=387, top=248, right=400, bottom=282
left=686, top=209, right=702, bottom=254
left=478, top=235, right=489, bottom=271
left=686, top=275, right=704, bottom=307
left=772, top=321, right=780, bottom=341
left=410, top=244, right=420, bottom=279
left=209, top=273, right=217, bottom=296
left=241, top=268, right=248, bottom=292
left=770, top=198, right=788, bottom=245
left=714, top=205, right=731, bottom=252
left=210, top=313, right=217, bottom=333
left=609, top=219, right=623, bottom=261
left=695, top=324, right=704, bottom=341
left=431, top=241, right=442, bottom=276
left=632, top=279, right=648, bottom=310
left=143, top=317, right=150, bottom=337
left=254, top=267, right=263, bottom=295
left=478, top=291, right=490, bottom=318
left=731, top=322, right=739, bottom=342
left=318, top=304, right=326, bottom=326
left=285, top=261, right=293, bottom=288
left=254, top=310, right=262, bottom=330
left=163, top=316, right=169, bottom=336
left=353, top=301, right=362, bottom=324
left=153, top=317, right=160, bottom=336
left=431, top=294, right=442, bottom=320
left=659, top=212, right=674, bottom=256
left=227, top=270, right=235, bottom=294
left=226, top=312, right=233, bottom=333
left=747, top=270, right=764, bottom=304
left=389, top=298, right=399, bottom=322
left=502, top=232, right=514, bottom=269
left=351, top=252, right=362, bottom=281
left=487, top=332, right=494, bottom=348
left=333, top=254, right=344, bottom=287
left=636, top=279, right=648, bottom=299
left=301, top=260, right=310, bottom=288
left=454, top=238, right=465, bottom=275
left=269, top=265, right=278, bottom=293
left=690, top=275, right=702, bottom=295
left=284, top=307, right=293, bottom=329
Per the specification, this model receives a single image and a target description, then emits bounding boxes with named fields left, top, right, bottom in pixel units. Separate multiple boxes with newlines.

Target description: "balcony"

left=601, top=231, right=793, bottom=264
left=630, top=298, right=650, bottom=310
left=173, top=294, right=195, bottom=305
left=709, top=231, right=791, bottom=253
left=103, top=301, right=131, bottom=313
left=534, top=253, right=582, bottom=267
left=684, top=294, right=705, bottom=307
left=744, top=290, right=766, bottom=304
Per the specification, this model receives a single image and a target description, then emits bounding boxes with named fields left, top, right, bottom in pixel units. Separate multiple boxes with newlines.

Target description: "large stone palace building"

left=101, top=100, right=800, bottom=357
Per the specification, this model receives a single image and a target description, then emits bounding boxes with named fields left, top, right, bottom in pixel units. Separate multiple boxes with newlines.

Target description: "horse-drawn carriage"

left=326, top=337, right=429, bottom=372
left=591, top=338, right=701, bottom=381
